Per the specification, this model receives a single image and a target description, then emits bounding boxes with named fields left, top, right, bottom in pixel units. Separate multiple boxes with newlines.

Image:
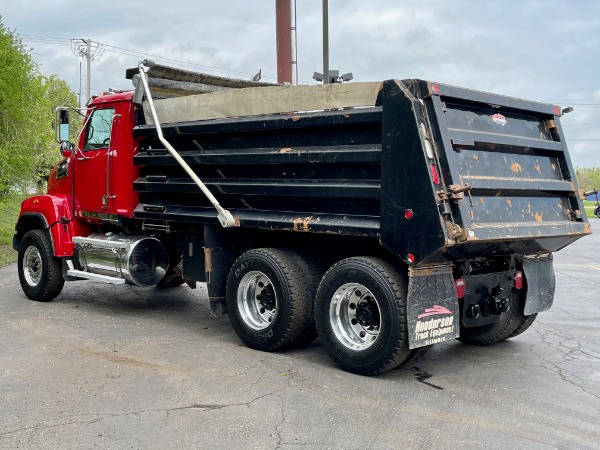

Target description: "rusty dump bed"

left=132, top=79, right=590, bottom=265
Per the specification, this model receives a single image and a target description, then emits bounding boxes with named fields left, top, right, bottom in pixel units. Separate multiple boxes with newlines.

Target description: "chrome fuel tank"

left=74, top=233, right=169, bottom=286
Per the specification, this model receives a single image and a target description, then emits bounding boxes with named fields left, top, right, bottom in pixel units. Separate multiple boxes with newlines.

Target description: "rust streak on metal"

left=534, top=213, right=543, bottom=222
left=510, top=162, right=523, bottom=173
left=280, top=147, right=293, bottom=154
left=291, top=115, right=302, bottom=122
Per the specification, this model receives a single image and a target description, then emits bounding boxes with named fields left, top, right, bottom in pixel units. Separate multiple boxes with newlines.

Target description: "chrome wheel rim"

left=23, top=246, right=42, bottom=287
left=237, top=271, right=277, bottom=330
left=330, top=283, right=381, bottom=351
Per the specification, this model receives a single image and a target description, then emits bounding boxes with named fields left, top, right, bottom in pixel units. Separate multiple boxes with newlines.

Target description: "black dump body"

left=132, top=79, right=591, bottom=265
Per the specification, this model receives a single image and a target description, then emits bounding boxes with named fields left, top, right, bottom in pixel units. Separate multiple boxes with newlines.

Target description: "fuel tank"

left=74, top=233, right=169, bottom=286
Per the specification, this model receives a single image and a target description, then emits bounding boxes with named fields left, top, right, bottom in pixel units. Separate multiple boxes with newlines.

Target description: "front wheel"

left=17, top=230, right=64, bottom=301
left=315, top=257, right=410, bottom=375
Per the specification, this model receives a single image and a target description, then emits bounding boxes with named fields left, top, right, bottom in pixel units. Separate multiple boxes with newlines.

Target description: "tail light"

left=514, top=271, right=523, bottom=289
left=430, top=164, right=440, bottom=185
left=456, top=278, right=465, bottom=298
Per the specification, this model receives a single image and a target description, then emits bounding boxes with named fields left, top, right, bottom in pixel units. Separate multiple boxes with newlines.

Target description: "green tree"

left=0, top=17, right=79, bottom=195
left=575, top=167, right=600, bottom=193
left=0, top=17, right=41, bottom=194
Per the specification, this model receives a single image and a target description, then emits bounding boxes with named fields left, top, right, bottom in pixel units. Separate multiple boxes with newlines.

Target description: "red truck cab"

left=15, top=92, right=138, bottom=258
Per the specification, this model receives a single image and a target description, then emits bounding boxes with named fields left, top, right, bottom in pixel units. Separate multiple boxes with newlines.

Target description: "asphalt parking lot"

left=1, top=222, right=599, bottom=449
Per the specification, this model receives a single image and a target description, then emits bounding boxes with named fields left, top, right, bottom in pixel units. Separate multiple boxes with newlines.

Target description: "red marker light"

left=455, top=278, right=466, bottom=298
left=407, top=253, right=415, bottom=263
left=553, top=105, right=561, bottom=116
left=405, top=209, right=414, bottom=220
left=430, top=164, right=440, bottom=185
left=514, top=271, right=523, bottom=289
left=432, top=84, right=440, bottom=95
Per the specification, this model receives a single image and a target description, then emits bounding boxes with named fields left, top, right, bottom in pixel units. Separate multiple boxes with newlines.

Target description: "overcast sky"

left=1, top=0, right=599, bottom=167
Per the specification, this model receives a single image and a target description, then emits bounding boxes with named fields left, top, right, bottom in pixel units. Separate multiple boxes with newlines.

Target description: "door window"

left=84, top=108, right=115, bottom=150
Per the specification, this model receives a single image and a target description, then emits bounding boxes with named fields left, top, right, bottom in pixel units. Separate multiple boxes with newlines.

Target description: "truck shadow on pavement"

left=48, top=279, right=539, bottom=383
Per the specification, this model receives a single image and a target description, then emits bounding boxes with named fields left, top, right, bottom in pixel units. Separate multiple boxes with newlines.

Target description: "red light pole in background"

left=275, top=0, right=293, bottom=84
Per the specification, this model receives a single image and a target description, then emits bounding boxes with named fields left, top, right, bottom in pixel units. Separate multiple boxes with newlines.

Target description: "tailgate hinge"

left=446, top=221, right=468, bottom=243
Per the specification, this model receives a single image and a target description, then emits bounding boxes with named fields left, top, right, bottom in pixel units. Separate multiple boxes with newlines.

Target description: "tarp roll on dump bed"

left=142, top=82, right=382, bottom=124
left=126, top=59, right=279, bottom=98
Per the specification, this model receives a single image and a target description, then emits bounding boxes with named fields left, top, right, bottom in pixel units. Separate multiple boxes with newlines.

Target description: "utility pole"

left=84, top=39, right=91, bottom=103
left=312, top=1, right=352, bottom=84
left=322, top=0, right=329, bottom=84
left=71, top=39, right=104, bottom=105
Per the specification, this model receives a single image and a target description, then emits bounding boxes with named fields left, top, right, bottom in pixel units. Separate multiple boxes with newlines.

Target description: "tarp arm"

left=136, top=62, right=238, bottom=228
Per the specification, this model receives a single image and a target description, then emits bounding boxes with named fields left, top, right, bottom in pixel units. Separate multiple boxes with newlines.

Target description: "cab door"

left=73, top=106, right=119, bottom=218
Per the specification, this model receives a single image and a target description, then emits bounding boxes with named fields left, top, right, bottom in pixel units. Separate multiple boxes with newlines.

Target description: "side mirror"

left=54, top=107, right=70, bottom=143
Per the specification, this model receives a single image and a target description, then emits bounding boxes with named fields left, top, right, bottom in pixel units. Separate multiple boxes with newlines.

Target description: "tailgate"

left=422, top=80, right=590, bottom=254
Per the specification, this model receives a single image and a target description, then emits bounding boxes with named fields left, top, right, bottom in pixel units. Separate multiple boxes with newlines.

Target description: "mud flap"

left=406, top=265, right=460, bottom=349
left=523, top=257, right=555, bottom=315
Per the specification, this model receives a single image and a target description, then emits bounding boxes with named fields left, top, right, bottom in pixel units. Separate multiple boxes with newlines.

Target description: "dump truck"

left=13, top=61, right=592, bottom=375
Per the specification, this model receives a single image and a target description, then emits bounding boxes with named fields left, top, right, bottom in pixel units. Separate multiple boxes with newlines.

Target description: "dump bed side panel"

left=132, top=109, right=384, bottom=236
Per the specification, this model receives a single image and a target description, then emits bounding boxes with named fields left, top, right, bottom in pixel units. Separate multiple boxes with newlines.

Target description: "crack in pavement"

left=0, top=387, right=287, bottom=439
left=521, top=324, right=600, bottom=402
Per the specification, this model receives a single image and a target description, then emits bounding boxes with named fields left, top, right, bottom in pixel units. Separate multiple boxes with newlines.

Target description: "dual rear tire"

left=225, top=248, right=317, bottom=351
left=458, top=290, right=537, bottom=346
left=226, top=251, right=420, bottom=375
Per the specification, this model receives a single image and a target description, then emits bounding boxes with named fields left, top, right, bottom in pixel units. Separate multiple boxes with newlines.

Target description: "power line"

left=19, top=34, right=279, bottom=82
left=20, top=34, right=71, bottom=45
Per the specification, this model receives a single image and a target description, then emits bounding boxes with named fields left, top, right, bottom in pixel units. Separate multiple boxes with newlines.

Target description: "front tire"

left=17, top=230, right=64, bottom=301
left=315, top=257, right=410, bottom=375
left=225, top=248, right=313, bottom=351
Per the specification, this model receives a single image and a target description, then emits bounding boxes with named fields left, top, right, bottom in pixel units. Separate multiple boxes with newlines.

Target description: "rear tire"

left=508, top=313, right=537, bottom=338
left=458, top=290, right=528, bottom=346
left=17, top=230, right=64, bottom=302
left=294, top=252, right=326, bottom=345
left=225, top=248, right=313, bottom=351
left=315, top=257, right=410, bottom=375
left=398, top=345, right=433, bottom=368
